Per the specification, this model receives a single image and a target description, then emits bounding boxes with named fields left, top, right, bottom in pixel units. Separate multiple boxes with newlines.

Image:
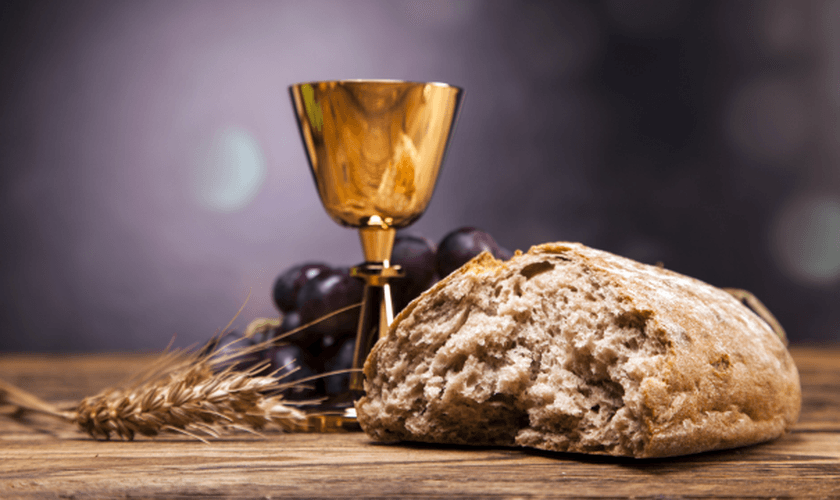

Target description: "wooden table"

left=1, top=348, right=838, bottom=499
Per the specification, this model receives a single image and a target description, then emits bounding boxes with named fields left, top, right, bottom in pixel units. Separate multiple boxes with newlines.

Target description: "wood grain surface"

left=1, top=348, right=839, bottom=499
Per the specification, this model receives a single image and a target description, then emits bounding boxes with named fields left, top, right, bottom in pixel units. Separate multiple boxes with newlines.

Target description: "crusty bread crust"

left=356, top=242, right=801, bottom=458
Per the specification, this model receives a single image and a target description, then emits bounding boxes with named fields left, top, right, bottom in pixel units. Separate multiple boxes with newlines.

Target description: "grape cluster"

left=271, top=263, right=363, bottom=397
left=220, top=227, right=510, bottom=400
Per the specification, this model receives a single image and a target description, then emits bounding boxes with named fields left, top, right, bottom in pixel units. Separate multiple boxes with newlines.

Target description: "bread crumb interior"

left=367, top=253, right=668, bottom=456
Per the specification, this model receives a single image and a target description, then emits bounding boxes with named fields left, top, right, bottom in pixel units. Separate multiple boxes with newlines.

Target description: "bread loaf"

left=356, top=242, right=801, bottom=458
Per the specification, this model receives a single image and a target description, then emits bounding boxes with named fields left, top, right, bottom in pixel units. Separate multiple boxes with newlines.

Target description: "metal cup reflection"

left=289, top=80, right=463, bottom=405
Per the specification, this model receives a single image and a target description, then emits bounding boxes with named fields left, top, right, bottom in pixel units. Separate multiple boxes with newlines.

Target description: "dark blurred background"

left=1, top=0, right=838, bottom=352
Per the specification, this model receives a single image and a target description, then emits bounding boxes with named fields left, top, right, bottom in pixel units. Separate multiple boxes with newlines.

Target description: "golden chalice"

left=289, top=80, right=463, bottom=417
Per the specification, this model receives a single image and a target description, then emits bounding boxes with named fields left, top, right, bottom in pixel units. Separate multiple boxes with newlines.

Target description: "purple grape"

left=322, top=336, right=356, bottom=396
left=250, top=324, right=278, bottom=347
left=272, top=263, right=332, bottom=313
left=278, top=310, right=302, bottom=334
left=390, top=233, right=438, bottom=311
left=297, top=268, right=363, bottom=344
left=205, top=331, right=268, bottom=373
left=496, top=246, right=514, bottom=261
left=275, top=310, right=309, bottom=348
left=436, top=227, right=506, bottom=278
left=269, top=344, right=319, bottom=400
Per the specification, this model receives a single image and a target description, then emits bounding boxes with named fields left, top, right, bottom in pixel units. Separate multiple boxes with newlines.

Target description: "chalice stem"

left=349, top=281, right=395, bottom=391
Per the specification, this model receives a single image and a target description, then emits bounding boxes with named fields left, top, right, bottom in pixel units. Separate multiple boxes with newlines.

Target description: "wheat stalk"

left=0, top=339, right=308, bottom=441
left=0, top=302, right=364, bottom=441
left=73, top=350, right=308, bottom=442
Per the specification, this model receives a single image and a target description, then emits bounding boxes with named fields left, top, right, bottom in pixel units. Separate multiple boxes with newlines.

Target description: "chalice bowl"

left=289, top=80, right=463, bottom=417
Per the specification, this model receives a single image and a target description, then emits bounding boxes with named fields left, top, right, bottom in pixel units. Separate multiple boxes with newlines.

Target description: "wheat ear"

left=73, top=354, right=307, bottom=441
left=1, top=303, right=364, bottom=440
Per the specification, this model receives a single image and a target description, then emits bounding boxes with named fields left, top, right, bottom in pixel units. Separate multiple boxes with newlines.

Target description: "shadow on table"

left=369, top=432, right=823, bottom=472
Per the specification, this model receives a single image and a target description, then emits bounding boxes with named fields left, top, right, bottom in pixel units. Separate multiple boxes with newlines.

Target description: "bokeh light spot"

left=772, top=194, right=840, bottom=286
left=192, top=126, right=266, bottom=213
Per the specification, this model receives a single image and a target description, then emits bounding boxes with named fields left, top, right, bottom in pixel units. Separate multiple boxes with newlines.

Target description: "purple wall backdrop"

left=1, top=0, right=838, bottom=352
